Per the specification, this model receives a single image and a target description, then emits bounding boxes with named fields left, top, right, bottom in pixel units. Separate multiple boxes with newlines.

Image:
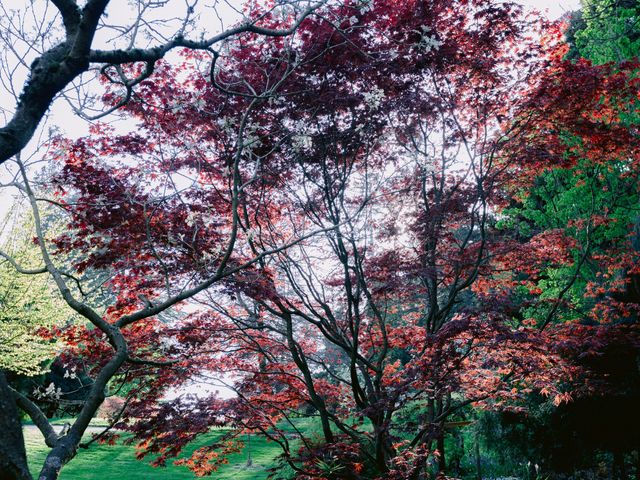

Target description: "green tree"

left=499, top=156, right=640, bottom=326
left=0, top=204, right=71, bottom=376
left=0, top=203, right=73, bottom=480
left=567, top=0, right=640, bottom=64
left=485, top=5, right=640, bottom=477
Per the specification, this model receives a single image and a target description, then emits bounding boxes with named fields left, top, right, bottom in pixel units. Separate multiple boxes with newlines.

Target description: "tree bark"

left=0, top=370, right=32, bottom=480
left=0, top=0, right=323, bottom=166
left=37, top=439, right=77, bottom=480
left=436, top=396, right=446, bottom=474
left=436, top=432, right=446, bottom=473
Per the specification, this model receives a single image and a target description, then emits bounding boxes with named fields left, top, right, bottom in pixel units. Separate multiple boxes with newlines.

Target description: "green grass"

left=25, top=426, right=282, bottom=479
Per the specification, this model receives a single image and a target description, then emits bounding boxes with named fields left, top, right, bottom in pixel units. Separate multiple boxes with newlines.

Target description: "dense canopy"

left=0, top=0, right=639, bottom=479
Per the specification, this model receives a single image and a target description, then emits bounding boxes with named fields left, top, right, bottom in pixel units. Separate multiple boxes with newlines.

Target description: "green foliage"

left=500, top=157, right=640, bottom=324
left=568, top=0, right=640, bottom=64
left=488, top=4, right=640, bottom=476
left=504, top=0, right=640, bottom=328
left=0, top=205, right=71, bottom=375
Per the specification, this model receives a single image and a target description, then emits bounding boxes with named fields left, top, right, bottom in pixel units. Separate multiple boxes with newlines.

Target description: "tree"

left=0, top=19, right=329, bottom=480
left=0, top=0, right=324, bottom=164
left=0, top=204, right=72, bottom=376
left=3, top=1, right=638, bottom=479
left=566, top=0, right=640, bottom=64
left=0, top=202, right=79, bottom=480
left=0, top=2, right=331, bottom=479
left=478, top=15, right=640, bottom=477
left=72, top=2, right=574, bottom=478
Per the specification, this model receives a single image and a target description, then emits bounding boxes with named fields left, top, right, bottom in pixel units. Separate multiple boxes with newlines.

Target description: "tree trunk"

left=436, top=432, right=446, bottom=473
left=0, top=370, right=32, bottom=480
left=38, top=436, right=80, bottom=480
left=613, top=450, right=625, bottom=480
left=435, top=396, right=446, bottom=473
left=449, top=427, right=463, bottom=475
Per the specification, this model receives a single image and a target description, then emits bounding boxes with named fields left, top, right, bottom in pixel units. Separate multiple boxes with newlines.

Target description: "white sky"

left=521, top=0, right=580, bottom=18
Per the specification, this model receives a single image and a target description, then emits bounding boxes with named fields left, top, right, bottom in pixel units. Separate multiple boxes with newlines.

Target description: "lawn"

left=25, top=425, right=282, bottom=479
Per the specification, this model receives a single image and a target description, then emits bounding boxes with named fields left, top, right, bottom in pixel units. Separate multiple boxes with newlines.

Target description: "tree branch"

left=0, top=1, right=325, bottom=165
left=11, top=387, right=59, bottom=449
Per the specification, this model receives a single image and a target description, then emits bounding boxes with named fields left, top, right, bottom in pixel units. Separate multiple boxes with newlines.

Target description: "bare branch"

left=11, top=387, right=59, bottom=449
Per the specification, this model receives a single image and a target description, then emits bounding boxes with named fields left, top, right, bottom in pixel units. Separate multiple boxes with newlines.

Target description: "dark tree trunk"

left=436, top=432, right=446, bottom=473
left=38, top=440, right=76, bottom=480
left=613, top=450, right=626, bottom=480
left=449, top=427, right=463, bottom=475
left=0, top=370, right=32, bottom=480
left=435, top=396, right=446, bottom=473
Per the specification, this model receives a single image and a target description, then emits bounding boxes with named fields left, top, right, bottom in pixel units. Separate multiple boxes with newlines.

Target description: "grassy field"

left=25, top=425, right=283, bottom=479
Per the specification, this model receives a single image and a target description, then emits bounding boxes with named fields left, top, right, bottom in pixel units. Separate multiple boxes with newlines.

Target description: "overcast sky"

left=521, top=0, right=581, bottom=18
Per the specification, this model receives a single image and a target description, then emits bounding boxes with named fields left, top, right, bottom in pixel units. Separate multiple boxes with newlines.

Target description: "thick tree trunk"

left=0, top=370, right=32, bottom=480
left=450, top=427, right=463, bottom=475
left=372, top=418, right=393, bottom=474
